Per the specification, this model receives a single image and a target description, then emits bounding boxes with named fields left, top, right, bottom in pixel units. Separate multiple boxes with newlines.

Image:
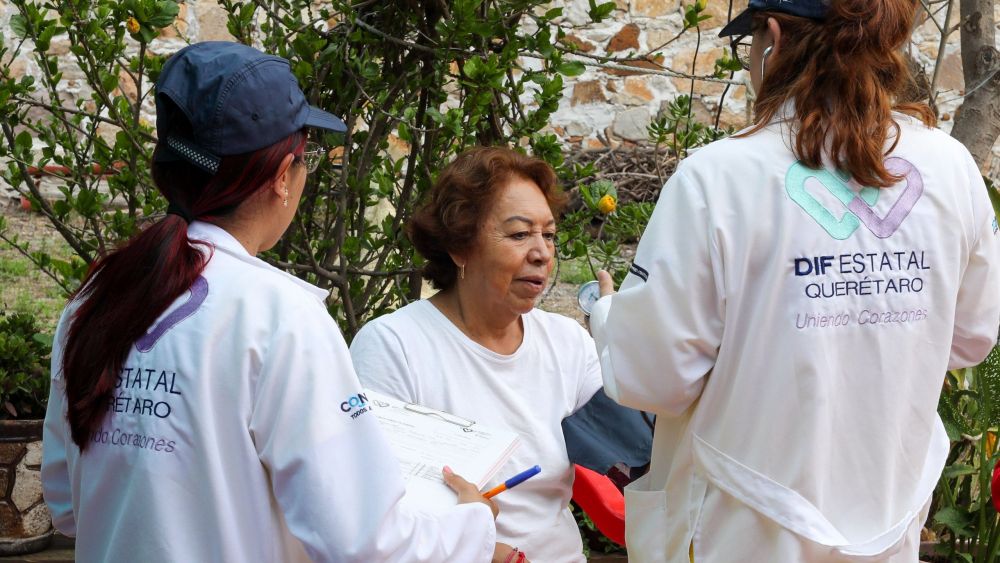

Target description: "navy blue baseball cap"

left=154, top=41, right=346, bottom=174
left=719, top=0, right=829, bottom=37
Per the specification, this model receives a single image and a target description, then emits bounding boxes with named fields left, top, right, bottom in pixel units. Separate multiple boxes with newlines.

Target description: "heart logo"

left=786, top=157, right=922, bottom=240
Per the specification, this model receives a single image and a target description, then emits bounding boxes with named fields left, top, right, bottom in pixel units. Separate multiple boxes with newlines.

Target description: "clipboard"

left=366, top=389, right=521, bottom=513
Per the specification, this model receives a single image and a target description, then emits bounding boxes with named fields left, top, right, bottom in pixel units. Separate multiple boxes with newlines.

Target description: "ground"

left=0, top=202, right=70, bottom=329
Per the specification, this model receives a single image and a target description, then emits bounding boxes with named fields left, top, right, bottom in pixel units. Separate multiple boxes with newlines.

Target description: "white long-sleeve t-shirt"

left=350, top=300, right=604, bottom=563
left=41, top=221, right=496, bottom=563
left=591, top=113, right=1000, bottom=562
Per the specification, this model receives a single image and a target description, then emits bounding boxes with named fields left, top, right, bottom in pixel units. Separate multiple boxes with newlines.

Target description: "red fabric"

left=572, top=464, right=626, bottom=546
left=992, top=458, right=1000, bottom=513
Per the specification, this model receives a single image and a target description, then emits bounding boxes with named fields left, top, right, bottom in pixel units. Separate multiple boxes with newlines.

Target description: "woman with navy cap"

left=41, top=42, right=505, bottom=562
left=590, top=1, right=1000, bottom=561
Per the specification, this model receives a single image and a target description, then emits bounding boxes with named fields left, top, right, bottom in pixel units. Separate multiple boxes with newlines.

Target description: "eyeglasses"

left=730, top=34, right=752, bottom=71
left=297, top=141, right=324, bottom=173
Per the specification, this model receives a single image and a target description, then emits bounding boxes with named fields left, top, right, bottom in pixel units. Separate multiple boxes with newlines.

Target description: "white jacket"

left=591, top=113, right=1000, bottom=562
left=41, top=221, right=495, bottom=562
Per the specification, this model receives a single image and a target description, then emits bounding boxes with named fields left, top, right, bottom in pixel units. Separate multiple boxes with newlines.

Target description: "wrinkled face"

left=461, top=176, right=556, bottom=318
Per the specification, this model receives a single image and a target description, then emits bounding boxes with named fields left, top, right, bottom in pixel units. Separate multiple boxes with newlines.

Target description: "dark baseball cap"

left=719, top=0, right=829, bottom=37
left=154, top=41, right=347, bottom=174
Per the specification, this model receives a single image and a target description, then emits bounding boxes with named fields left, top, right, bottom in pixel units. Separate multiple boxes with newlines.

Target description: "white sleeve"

left=949, top=161, right=1000, bottom=369
left=349, top=321, right=417, bottom=403
left=41, top=308, right=75, bottom=536
left=590, top=168, right=724, bottom=416
left=573, top=324, right=604, bottom=413
left=250, top=300, right=495, bottom=563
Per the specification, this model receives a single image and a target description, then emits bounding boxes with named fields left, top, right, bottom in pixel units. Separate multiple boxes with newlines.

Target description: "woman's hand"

left=597, top=269, right=616, bottom=298
left=442, top=466, right=499, bottom=519
left=492, top=543, right=531, bottom=563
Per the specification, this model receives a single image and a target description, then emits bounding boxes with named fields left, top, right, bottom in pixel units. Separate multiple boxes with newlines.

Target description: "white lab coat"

left=591, top=112, right=1000, bottom=562
left=41, top=221, right=496, bottom=562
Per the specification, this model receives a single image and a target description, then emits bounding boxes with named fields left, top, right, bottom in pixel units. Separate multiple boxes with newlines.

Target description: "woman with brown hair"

left=589, top=1, right=1000, bottom=561
left=351, top=146, right=605, bottom=563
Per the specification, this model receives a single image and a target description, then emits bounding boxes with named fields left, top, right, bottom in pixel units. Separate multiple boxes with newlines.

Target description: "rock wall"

left=537, top=0, right=999, bottom=181
left=0, top=440, right=51, bottom=544
left=0, top=0, right=997, bottom=182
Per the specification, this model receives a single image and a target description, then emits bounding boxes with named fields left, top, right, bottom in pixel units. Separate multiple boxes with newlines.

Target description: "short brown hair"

left=408, top=146, right=567, bottom=290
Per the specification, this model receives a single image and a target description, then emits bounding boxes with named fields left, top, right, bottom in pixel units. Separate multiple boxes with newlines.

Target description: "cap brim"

left=304, top=106, right=347, bottom=133
left=719, top=8, right=754, bottom=37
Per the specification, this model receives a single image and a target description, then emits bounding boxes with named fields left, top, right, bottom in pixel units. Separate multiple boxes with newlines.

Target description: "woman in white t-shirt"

left=351, top=146, right=604, bottom=563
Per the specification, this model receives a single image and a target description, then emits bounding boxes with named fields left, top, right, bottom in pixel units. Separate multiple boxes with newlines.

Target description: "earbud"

left=761, top=46, right=773, bottom=79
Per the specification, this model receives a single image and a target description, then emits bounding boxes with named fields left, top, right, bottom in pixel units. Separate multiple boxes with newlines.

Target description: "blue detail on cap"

left=719, top=0, right=828, bottom=37
left=748, top=0, right=828, bottom=19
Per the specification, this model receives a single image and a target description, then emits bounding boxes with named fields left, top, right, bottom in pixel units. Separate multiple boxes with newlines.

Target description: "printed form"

left=366, top=389, right=521, bottom=513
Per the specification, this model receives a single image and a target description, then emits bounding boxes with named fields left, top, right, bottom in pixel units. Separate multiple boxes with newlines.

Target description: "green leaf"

left=933, top=506, right=975, bottom=538
left=36, top=25, right=57, bottom=53
left=984, top=177, right=1000, bottom=228
left=463, top=56, right=484, bottom=80
left=555, top=61, right=586, bottom=77
left=587, top=0, right=616, bottom=22
left=941, top=464, right=977, bottom=479
left=13, top=131, right=32, bottom=159
left=147, top=1, right=180, bottom=28
left=9, top=15, right=27, bottom=38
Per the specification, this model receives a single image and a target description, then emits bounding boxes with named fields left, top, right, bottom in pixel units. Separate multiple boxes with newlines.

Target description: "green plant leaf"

left=9, top=15, right=27, bottom=38
left=934, top=506, right=975, bottom=538
left=587, top=0, right=616, bottom=22
left=941, top=464, right=977, bottom=479
left=556, top=61, right=586, bottom=77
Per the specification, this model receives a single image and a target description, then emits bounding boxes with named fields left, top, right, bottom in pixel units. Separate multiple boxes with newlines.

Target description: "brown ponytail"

left=742, top=0, right=936, bottom=188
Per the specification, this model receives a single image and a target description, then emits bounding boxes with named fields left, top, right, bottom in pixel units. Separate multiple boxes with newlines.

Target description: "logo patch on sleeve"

left=340, top=393, right=371, bottom=420
left=629, top=262, right=649, bottom=282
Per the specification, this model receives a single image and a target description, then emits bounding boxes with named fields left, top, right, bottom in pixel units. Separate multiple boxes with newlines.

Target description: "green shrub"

left=0, top=311, right=52, bottom=419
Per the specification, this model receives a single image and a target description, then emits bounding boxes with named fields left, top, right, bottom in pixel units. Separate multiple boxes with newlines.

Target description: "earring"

left=460, top=264, right=465, bottom=280
left=283, top=186, right=289, bottom=208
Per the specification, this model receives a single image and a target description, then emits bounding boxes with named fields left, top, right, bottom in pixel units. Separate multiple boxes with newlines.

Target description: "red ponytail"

left=741, top=0, right=935, bottom=188
left=63, top=131, right=306, bottom=450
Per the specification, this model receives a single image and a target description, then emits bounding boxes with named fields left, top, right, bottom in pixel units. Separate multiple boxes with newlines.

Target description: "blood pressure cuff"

left=562, top=389, right=653, bottom=475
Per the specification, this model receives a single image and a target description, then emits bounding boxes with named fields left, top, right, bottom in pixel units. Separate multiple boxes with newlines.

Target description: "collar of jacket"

left=187, top=220, right=331, bottom=303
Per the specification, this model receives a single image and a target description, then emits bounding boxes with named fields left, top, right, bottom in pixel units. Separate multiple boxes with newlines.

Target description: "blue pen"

left=482, top=465, right=542, bottom=499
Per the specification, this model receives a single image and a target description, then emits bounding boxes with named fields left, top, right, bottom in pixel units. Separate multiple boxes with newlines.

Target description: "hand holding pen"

left=443, top=466, right=499, bottom=518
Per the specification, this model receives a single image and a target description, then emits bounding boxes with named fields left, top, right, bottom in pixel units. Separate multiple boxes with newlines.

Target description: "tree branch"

left=950, top=0, right=1000, bottom=173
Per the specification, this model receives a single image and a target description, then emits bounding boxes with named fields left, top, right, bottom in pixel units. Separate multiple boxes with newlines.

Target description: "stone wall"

left=0, top=0, right=997, bottom=183
left=540, top=0, right=753, bottom=149
left=537, top=0, right=999, bottom=181
left=0, top=438, right=51, bottom=547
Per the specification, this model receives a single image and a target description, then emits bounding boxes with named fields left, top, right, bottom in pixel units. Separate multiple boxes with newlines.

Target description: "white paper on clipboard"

left=366, top=389, right=521, bottom=513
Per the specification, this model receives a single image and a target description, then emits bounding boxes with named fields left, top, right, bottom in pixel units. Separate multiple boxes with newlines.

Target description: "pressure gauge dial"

left=577, top=280, right=601, bottom=316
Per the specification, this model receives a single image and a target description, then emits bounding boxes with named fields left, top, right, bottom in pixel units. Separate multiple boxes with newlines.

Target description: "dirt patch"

left=0, top=202, right=71, bottom=331
left=539, top=278, right=588, bottom=327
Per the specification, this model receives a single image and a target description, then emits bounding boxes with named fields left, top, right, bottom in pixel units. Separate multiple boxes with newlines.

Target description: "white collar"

left=187, top=221, right=330, bottom=302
